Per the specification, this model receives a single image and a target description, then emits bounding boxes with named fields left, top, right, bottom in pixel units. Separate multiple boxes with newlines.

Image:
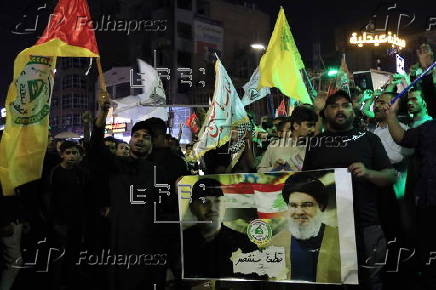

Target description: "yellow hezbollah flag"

left=259, top=7, right=311, bottom=104
left=0, top=0, right=99, bottom=196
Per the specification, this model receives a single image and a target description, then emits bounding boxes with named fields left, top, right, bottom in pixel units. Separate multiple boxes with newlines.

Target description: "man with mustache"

left=372, top=92, right=413, bottom=197
left=183, top=178, right=258, bottom=279
left=140, top=117, right=189, bottom=288
left=407, top=89, right=433, bottom=128
left=270, top=173, right=340, bottom=283
left=257, top=106, right=317, bottom=173
left=303, top=90, right=397, bottom=290
left=89, top=92, right=167, bottom=290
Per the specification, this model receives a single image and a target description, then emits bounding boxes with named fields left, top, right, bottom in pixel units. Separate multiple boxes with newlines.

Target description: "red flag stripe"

left=257, top=211, right=287, bottom=219
left=36, top=0, right=99, bottom=55
left=222, top=183, right=284, bottom=194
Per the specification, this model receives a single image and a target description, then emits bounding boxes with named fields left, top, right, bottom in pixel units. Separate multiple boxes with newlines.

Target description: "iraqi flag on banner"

left=222, top=183, right=288, bottom=219
left=241, top=66, right=271, bottom=106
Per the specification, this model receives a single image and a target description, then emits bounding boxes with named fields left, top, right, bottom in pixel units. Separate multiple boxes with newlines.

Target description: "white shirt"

left=257, top=138, right=306, bottom=173
left=373, top=122, right=413, bottom=165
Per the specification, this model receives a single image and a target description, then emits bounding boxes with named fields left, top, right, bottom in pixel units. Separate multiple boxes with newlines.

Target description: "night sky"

left=0, top=0, right=434, bottom=105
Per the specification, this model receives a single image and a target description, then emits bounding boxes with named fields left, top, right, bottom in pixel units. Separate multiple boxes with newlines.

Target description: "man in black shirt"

left=303, top=90, right=397, bottom=290
left=141, top=117, right=189, bottom=288
left=89, top=93, right=168, bottom=290
left=183, top=178, right=258, bottom=279
left=46, top=140, right=89, bottom=289
left=386, top=99, right=436, bottom=289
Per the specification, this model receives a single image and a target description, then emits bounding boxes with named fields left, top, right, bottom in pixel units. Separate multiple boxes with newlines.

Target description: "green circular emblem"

left=247, top=219, right=272, bottom=247
left=10, top=55, right=53, bottom=126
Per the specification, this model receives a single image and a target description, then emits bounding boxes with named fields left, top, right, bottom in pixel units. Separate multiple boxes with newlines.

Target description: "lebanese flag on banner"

left=222, top=183, right=288, bottom=218
left=185, top=113, right=199, bottom=134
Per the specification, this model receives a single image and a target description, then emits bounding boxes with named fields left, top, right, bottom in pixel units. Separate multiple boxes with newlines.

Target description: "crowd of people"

left=0, top=43, right=435, bottom=290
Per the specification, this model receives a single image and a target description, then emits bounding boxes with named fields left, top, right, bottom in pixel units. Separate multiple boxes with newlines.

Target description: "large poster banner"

left=178, top=169, right=358, bottom=285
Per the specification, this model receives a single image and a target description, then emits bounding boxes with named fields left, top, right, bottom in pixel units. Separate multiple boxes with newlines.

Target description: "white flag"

left=242, top=66, right=270, bottom=106
left=137, top=59, right=166, bottom=105
left=112, top=96, right=168, bottom=121
left=193, top=57, right=249, bottom=158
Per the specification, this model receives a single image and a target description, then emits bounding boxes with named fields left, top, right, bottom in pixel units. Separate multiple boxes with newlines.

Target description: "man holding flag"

left=0, top=1, right=100, bottom=289
left=0, top=0, right=100, bottom=198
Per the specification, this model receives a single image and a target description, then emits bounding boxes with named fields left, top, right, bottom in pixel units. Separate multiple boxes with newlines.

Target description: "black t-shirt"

left=203, top=142, right=232, bottom=174
left=303, top=128, right=392, bottom=227
left=400, top=120, right=436, bottom=207
left=147, top=147, right=189, bottom=221
left=48, top=165, right=89, bottom=225
left=183, top=224, right=258, bottom=278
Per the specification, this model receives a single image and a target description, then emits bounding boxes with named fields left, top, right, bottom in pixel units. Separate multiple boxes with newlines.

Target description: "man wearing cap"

left=270, top=173, right=340, bottom=283
left=303, top=90, right=397, bottom=290
left=183, top=178, right=258, bottom=279
left=89, top=92, right=167, bottom=290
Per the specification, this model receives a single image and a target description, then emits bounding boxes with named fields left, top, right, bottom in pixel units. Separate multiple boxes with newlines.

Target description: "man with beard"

left=141, top=118, right=189, bottom=288
left=183, top=178, right=258, bottom=279
left=350, top=87, right=369, bottom=130
left=89, top=93, right=167, bottom=290
left=303, top=90, right=397, bottom=290
left=257, top=106, right=317, bottom=173
left=407, top=89, right=433, bottom=128
left=270, top=173, right=340, bottom=282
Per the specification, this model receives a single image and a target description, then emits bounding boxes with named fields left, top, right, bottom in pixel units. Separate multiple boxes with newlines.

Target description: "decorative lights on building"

left=349, top=32, right=406, bottom=49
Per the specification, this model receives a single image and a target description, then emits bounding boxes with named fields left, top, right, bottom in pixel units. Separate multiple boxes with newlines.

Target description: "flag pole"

left=390, top=61, right=436, bottom=104
left=96, top=57, right=107, bottom=93
left=302, top=68, right=317, bottom=101
left=267, top=94, right=275, bottom=118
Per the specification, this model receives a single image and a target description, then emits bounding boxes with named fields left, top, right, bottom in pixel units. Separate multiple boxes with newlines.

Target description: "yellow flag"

left=259, top=7, right=312, bottom=104
left=0, top=0, right=99, bottom=196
